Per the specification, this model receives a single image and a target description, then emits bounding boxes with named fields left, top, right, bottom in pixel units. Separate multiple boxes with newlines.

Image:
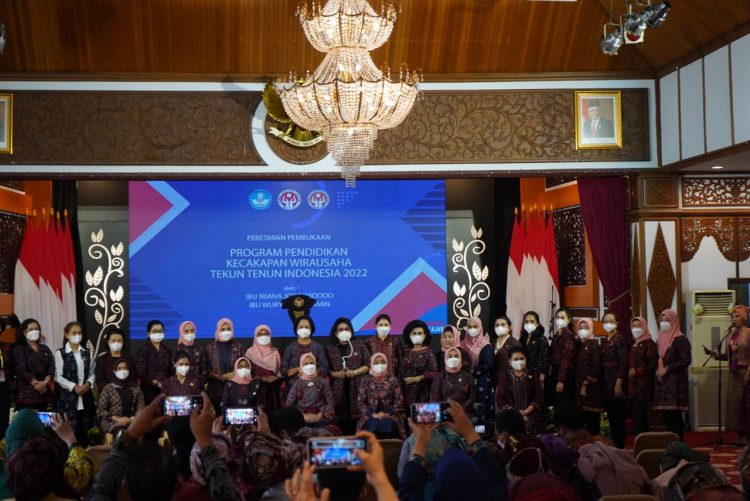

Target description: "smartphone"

left=161, top=395, right=203, bottom=417
left=410, top=402, right=452, bottom=424
left=474, top=424, right=486, bottom=434
left=37, top=411, right=57, bottom=428
left=223, top=407, right=258, bottom=426
left=307, top=436, right=368, bottom=469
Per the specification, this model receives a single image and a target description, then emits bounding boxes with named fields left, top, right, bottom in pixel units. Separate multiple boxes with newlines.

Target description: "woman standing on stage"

left=494, top=315, right=520, bottom=375
left=600, top=311, right=629, bottom=448
left=280, top=316, right=329, bottom=383
left=628, top=316, right=658, bottom=435
left=431, top=347, right=475, bottom=412
left=653, top=309, right=691, bottom=441
left=365, top=314, right=403, bottom=377
left=162, top=351, right=200, bottom=396
left=205, top=318, right=244, bottom=411
left=136, top=320, right=173, bottom=404
left=574, top=318, right=604, bottom=436
left=704, top=304, right=750, bottom=445
left=436, top=325, right=470, bottom=372
left=325, top=317, right=371, bottom=434
left=177, top=320, right=208, bottom=388
left=461, top=316, right=495, bottom=418
left=95, top=327, right=137, bottom=392
left=519, top=311, right=550, bottom=381
left=245, top=324, right=282, bottom=417
left=357, top=352, right=405, bottom=439
left=548, top=308, right=578, bottom=406
left=13, top=318, right=55, bottom=411
left=400, top=319, right=437, bottom=407
left=495, top=347, right=544, bottom=434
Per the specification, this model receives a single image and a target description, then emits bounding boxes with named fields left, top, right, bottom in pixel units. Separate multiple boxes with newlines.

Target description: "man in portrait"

left=582, top=99, right=614, bottom=138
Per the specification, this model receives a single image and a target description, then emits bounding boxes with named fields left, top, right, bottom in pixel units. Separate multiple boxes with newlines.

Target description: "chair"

left=600, top=496, right=657, bottom=501
left=633, top=432, right=679, bottom=458
left=86, top=445, right=112, bottom=469
left=635, top=449, right=664, bottom=480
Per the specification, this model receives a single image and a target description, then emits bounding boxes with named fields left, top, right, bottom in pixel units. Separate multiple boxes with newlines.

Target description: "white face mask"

left=577, top=329, right=591, bottom=340
left=25, top=329, right=41, bottom=342
left=236, top=368, right=251, bottom=379
left=631, top=327, right=644, bottom=337
left=69, top=334, right=82, bottom=345
left=297, top=328, right=311, bottom=339
left=445, top=357, right=461, bottom=369
left=523, top=323, right=536, bottom=334
left=495, top=325, right=509, bottom=337
left=150, top=333, right=165, bottom=343
left=176, top=365, right=190, bottom=376
left=510, top=359, right=526, bottom=371
left=659, top=321, right=672, bottom=331
left=603, top=322, right=617, bottom=333
left=109, top=342, right=123, bottom=353
left=114, top=369, right=130, bottom=380
left=555, top=318, right=568, bottom=330
left=467, top=327, right=480, bottom=338
left=337, top=330, right=352, bottom=342
left=219, top=330, right=233, bottom=342
left=302, top=364, right=316, bottom=376
left=373, top=363, right=387, bottom=374
left=256, top=335, right=271, bottom=346
left=410, top=334, right=424, bottom=346
left=182, top=333, right=196, bottom=343
left=376, top=326, right=390, bottom=338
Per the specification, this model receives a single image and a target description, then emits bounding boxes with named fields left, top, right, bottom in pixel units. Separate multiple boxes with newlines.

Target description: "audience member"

left=5, top=436, right=79, bottom=501
left=665, top=462, right=730, bottom=501
left=508, top=472, right=579, bottom=501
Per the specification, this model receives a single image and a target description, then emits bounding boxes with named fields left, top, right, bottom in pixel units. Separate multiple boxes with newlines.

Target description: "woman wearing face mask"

left=54, top=321, right=96, bottom=446
left=97, top=359, right=145, bottom=438
left=245, top=324, right=282, bottom=418
left=136, top=319, right=173, bottom=404
left=599, top=311, right=629, bottom=448
left=12, top=318, right=55, bottom=411
left=221, top=356, right=261, bottom=411
left=177, top=321, right=208, bottom=388
left=163, top=351, right=200, bottom=396
left=547, top=308, right=578, bottom=406
left=285, top=353, right=336, bottom=430
left=365, top=314, right=403, bottom=377
left=436, top=325, right=471, bottom=372
left=357, top=352, right=405, bottom=439
left=205, top=317, right=244, bottom=411
left=95, top=326, right=137, bottom=392
left=495, top=347, right=544, bottom=434
left=430, top=347, right=475, bottom=412
left=280, top=316, right=329, bottom=382
left=573, top=318, right=603, bottom=436
left=519, top=311, right=550, bottom=382
left=325, top=317, right=371, bottom=434
left=628, top=316, right=657, bottom=435
left=493, top=315, right=520, bottom=375
left=461, top=316, right=495, bottom=419
left=652, top=309, right=691, bottom=440
left=400, top=319, right=438, bottom=408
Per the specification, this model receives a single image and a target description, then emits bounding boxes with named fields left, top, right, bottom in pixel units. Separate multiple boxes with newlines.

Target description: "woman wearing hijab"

left=574, top=318, right=604, bottom=436
left=628, top=316, right=658, bottom=435
left=704, top=304, right=750, bottom=445
left=178, top=320, right=209, bottom=388
left=357, top=352, right=405, bottom=438
left=97, top=359, right=145, bottom=437
left=431, top=347, right=475, bottom=412
left=12, top=318, right=55, bottom=411
left=280, top=316, right=329, bottom=382
left=325, top=317, right=371, bottom=434
left=400, top=319, right=438, bottom=408
left=221, top=356, right=261, bottom=411
left=136, top=319, right=173, bottom=404
left=436, top=325, right=470, bottom=372
left=519, top=311, right=550, bottom=381
left=285, top=353, right=336, bottom=429
left=366, top=313, right=403, bottom=377
left=548, top=308, right=578, bottom=406
left=652, top=308, right=692, bottom=440
left=493, top=315, right=520, bottom=375
left=245, top=324, right=282, bottom=418
left=600, top=311, right=629, bottom=448
left=461, top=316, right=495, bottom=419
left=496, top=347, right=544, bottom=434
left=163, top=350, right=201, bottom=396
left=205, top=317, right=244, bottom=411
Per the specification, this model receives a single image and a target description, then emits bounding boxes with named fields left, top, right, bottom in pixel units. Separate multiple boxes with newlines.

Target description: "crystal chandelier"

left=278, top=0, right=422, bottom=186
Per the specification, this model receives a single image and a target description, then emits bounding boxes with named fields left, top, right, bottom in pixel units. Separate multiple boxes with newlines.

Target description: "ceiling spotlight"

left=646, top=0, right=671, bottom=28
left=601, top=23, right=625, bottom=55
left=711, top=165, right=724, bottom=170
left=623, top=3, right=649, bottom=42
left=0, top=24, right=5, bottom=55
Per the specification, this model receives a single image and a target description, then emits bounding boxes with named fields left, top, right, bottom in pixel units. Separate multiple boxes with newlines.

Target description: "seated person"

left=97, top=359, right=145, bottom=438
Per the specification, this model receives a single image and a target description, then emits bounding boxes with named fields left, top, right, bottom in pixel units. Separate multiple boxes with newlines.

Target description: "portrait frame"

left=575, top=90, right=622, bottom=150
left=0, top=94, right=13, bottom=154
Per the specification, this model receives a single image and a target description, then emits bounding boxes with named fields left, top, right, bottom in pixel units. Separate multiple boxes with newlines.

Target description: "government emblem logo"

left=307, top=190, right=330, bottom=209
left=278, top=189, right=302, bottom=210
left=249, top=189, right=272, bottom=210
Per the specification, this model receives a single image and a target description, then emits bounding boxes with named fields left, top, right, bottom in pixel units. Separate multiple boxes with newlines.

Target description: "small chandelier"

left=278, top=0, right=422, bottom=186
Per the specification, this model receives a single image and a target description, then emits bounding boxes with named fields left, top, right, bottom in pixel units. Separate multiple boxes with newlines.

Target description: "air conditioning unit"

left=686, top=289, right=734, bottom=431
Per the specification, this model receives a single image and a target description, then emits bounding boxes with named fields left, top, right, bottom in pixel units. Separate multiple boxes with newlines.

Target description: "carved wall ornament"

left=647, top=223, right=677, bottom=320
left=680, top=217, right=736, bottom=262
left=643, top=176, right=678, bottom=207
left=682, top=177, right=750, bottom=207
left=451, top=225, right=491, bottom=330
left=0, top=212, right=25, bottom=293
left=738, top=218, right=750, bottom=262
left=552, top=206, right=586, bottom=287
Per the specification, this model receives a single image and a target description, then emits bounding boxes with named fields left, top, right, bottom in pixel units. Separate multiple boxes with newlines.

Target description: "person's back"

left=124, top=441, right=179, bottom=500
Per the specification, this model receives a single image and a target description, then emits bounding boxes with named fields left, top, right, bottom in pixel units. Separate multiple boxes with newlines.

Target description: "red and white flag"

left=13, top=218, right=42, bottom=325
left=506, top=214, right=525, bottom=339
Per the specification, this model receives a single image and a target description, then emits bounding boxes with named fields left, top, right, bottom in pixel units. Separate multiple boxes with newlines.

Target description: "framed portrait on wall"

left=575, top=91, right=621, bottom=150
left=0, top=94, right=12, bottom=154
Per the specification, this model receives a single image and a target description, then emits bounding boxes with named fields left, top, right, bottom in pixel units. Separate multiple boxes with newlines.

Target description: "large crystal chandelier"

left=278, top=0, right=422, bottom=186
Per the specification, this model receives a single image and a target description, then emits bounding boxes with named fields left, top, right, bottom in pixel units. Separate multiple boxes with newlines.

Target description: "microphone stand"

left=701, top=325, right=733, bottom=449
left=548, top=286, right=557, bottom=341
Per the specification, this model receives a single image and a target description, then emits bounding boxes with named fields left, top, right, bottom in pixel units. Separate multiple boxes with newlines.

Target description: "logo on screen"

left=308, top=190, right=330, bottom=209
left=249, top=190, right=272, bottom=211
left=278, top=189, right=302, bottom=210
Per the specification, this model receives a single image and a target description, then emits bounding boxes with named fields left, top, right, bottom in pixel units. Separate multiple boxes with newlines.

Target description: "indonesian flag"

left=506, top=214, right=525, bottom=339
left=61, top=215, right=77, bottom=329
left=13, top=218, right=42, bottom=325
left=38, top=220, right=64, bottom=349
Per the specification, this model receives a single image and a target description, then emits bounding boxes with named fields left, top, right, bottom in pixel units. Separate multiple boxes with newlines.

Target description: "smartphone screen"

left=223, top=407, right=258, bottom=426
left=307, top=437, right=367, bottom=469
left=161, top=395, right=203, bottom=417
left=474, top=424, right=486, bottom=434
left=410, top=402, right=451, bottom=424
left=36, top=411, right=57, bottom=428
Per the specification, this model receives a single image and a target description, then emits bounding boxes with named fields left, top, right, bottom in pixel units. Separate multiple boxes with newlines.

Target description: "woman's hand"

left=614, top=380, right=625, bottom=398
left=262, top=376, right=278, bottom=383
left=580, top=384, right=588, bottom=397
left=628, top=368, right=636, bottom=379
left=556, top=382, right=564, bottom=393
left=656, top=366, right=668, bottom=380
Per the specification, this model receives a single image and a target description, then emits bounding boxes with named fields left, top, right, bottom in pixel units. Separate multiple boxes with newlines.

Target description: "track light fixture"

left=600, top=23, right=625, bottom=56
left=600, top=0, right=670, bottom=55
left=0, top=24, right=5, bottom=55
left=646, top=1, right=671, bottom=28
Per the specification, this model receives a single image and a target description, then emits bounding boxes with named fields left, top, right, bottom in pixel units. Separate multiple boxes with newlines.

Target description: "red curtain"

left=577, top=177, right=632, bottom=342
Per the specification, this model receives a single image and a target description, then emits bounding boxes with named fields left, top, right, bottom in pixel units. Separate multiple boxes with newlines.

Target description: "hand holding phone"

left=161, top=395, right=203, bottom=417
left=223, top=407, right=258, bottom=426
left=307, top=436, right=368, bottom=469
left=410, top=402, right=451, bottom=424
left=36, top=411, right=57, bottom=428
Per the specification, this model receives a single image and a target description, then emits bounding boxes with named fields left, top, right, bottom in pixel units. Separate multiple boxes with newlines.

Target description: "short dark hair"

left=553, top=402, right=585, bottom=432
left=271, top=406, right=305, bottom=440
left=402, top=319, right=431, bottom=348
left=17, top=318, right=41, bottom=346
left=555, top=308, right=574, bottom=330
left=104, top=326, right=125, bottom=341
left=601, top=310, right=618, bottom=322
left=495, top=315, right=512, bottom=326
left=293, top=315, right=316, bottom=336
left=125, top=441, right=179, bottom=500
left=146, top=320, right=164, bottom=333
left=329, top=317, right=355, bottom=341
left=375, top=313, right=391, bottom=324
left=173, top=351, right=190, bottom=365
left=317, top=469, right=366, bottom=501
left=495, top=408, right=526, bottom=435
left=507, top=347, right=527, bottom=360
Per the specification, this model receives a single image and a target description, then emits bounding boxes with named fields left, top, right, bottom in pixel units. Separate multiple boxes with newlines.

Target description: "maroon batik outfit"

left=366, top=336, right=403, bottom=377
left=575, top=340, right=604, bottom=412
left=399, top=348, right=438, bottom=406
left=495, top=368, right=545, bottom=434
left=356, top=374, right=406, bottom=438
left=135, top=342, right=172, bottom=404
left=430, top=369, right=475, bottom=411
left=653, top=336, right=691, bottom=412
left=325, top=339, right=371, bottom=423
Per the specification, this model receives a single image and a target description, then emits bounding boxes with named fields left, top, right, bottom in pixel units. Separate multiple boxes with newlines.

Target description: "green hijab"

left=0, top=409, right=46, bottom=499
